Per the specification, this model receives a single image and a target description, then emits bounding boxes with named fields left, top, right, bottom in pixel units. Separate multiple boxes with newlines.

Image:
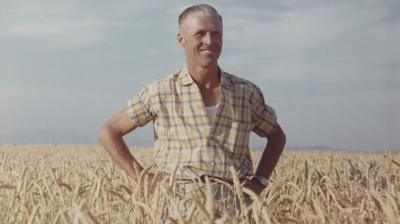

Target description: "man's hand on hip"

left=242, top=178, right=266, bottom=196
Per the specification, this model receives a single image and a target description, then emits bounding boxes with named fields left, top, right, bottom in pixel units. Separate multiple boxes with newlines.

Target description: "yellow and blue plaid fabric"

left=127, top=67, right=277, bottom=179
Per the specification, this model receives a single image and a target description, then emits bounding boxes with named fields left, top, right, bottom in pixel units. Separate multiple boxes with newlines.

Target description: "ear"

left=177, top=32, right=185, bottom=48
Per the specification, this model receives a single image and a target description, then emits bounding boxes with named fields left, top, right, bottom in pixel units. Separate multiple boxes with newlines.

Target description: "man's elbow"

left=98, top=123, right=118, bottom=146
left=278, top=126, right=286, bottom=145
left=270, top=124, right=286, bottom=146
left=98, top=125, right=110, bottom=145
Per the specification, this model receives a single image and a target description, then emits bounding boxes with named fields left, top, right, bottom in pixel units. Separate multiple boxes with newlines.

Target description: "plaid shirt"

left=127, top=67, right=277, bottom=179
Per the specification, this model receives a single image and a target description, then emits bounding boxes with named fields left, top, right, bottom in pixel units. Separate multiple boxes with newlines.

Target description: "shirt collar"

left=178, top=65, right=233, bottom=89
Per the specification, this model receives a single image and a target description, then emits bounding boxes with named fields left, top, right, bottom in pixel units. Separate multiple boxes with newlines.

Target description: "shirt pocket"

left=231, top=106, right=252, bottom=153
left=229, top=120, right=251, bottom=150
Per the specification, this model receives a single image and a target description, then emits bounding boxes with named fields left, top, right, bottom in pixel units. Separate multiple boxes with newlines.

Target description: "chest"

left=198, top=85, right=220, bottom=107
left=155, top=85, right=252, bottom=130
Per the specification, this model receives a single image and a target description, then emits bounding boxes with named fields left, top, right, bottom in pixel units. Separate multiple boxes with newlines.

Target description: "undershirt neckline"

left=205, top=102, right=220, bottom=124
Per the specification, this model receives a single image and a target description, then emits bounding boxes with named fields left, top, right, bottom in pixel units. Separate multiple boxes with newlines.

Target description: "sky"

left=1, top=0, right=399, bottom=151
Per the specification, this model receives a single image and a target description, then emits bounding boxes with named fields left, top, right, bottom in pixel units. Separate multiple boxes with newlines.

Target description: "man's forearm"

left=255, top=125, right=286, bottom=179
left=98, top=128, right=143, bottom=179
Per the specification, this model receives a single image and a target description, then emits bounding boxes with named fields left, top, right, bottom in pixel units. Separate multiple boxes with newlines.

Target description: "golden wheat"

left=0, top=145, right=399, bottom=223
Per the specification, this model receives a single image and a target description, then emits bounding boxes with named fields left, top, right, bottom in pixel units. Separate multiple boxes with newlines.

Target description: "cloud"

left=219, top=0, right=400, bottom=85
left=0, top=0, right=170, bottom=48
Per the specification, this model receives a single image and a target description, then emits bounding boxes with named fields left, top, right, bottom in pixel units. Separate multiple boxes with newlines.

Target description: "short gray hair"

left=178, top=4, right=222, bottom=29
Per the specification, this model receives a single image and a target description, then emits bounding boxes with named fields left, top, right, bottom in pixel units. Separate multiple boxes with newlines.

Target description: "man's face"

left=178, top=12, right=223, bottom=68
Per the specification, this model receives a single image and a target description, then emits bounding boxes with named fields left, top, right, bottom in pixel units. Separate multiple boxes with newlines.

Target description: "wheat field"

left=0, top=145, right=399, bottom=224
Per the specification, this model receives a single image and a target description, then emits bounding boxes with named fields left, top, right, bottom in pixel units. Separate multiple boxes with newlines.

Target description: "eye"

left=194, top=31, right=206, bottom=37
left=212, top=31, right=221, bottom=38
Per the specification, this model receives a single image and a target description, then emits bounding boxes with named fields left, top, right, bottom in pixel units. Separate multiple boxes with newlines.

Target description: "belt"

left=175, top=175, right=249, bottom=185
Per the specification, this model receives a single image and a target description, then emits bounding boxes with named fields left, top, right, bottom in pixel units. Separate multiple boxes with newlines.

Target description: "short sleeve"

left=251, top=87, right=277, bottom=137
left=126, top=85, right=156, bottom=127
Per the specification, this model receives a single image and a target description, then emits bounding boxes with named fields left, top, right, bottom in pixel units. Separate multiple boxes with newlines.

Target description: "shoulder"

left=222, top=71, right=263, bottom=94
left=141, top=69, right=182, bottom=94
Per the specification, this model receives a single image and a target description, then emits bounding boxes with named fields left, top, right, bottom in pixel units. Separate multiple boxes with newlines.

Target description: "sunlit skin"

left=178, top=12, right=222, bottom=70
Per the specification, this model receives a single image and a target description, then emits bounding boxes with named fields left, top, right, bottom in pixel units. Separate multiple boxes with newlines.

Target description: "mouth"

left=199, top=48, right=218, bottom=54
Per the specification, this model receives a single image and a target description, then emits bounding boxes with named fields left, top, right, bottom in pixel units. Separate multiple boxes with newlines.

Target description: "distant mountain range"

left=285, top=145, right=360, bottom=152
left=0, top=131, right=153, bottom=147
left=1, top=131, right=397, bottom=152
left=0, top=131, right=93, bottom=145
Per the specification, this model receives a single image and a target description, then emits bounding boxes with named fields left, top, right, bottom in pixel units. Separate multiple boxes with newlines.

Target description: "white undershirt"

left=205, top=103, right=219, bottom=125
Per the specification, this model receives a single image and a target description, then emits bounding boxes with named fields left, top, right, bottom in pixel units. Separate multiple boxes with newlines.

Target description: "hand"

left=134, top=173, right=168, bottom=193
left=242, top=178, right=265, bottom=196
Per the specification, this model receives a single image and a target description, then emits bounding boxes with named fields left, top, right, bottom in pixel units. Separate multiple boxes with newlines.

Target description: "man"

left=98, top=4, right=286, bottom=197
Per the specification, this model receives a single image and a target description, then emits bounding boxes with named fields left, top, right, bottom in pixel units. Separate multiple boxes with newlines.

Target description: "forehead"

left=181, top=12, right=222, bottom=33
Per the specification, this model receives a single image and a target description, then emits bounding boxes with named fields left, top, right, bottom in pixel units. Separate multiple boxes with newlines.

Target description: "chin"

left=198, top=59, right=218, bottom=68
left=199, top=62, right=217, bottom=69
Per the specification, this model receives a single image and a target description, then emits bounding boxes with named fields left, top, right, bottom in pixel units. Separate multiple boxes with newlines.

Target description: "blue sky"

left=1, top=0, right=399, bottom=151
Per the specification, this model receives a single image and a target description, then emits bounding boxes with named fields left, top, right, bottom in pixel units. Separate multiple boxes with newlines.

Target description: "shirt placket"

left=189, top=84, right=211, bottom=136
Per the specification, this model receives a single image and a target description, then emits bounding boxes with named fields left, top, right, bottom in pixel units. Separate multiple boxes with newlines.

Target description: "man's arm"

left=254, top=123, right=286, bottom=179
left=98, top=108, right=144, bottom=180
left=244, top=123, right=286, bottom=194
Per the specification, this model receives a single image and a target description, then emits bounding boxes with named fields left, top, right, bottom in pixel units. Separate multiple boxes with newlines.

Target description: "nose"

left=203, top=32, right=216, bottom=46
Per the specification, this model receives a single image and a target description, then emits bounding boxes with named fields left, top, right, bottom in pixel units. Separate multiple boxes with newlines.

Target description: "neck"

left=186, top=63, right=220, bottom=89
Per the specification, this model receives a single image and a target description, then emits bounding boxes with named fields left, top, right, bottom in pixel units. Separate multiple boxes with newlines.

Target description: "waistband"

left=174, top=174, right=249, bottom=185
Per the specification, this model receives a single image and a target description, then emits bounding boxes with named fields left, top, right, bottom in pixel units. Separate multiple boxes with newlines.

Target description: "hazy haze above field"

left=1, top=0, right=399, bottom=151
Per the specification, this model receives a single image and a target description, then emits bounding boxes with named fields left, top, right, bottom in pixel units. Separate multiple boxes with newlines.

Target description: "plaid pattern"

left=127, top=67, right=277, bottom=179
